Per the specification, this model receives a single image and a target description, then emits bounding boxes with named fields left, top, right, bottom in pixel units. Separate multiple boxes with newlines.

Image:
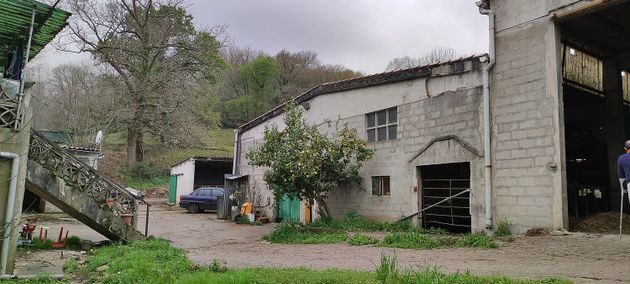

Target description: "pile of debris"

left=573, top=212, right=630, bottom=234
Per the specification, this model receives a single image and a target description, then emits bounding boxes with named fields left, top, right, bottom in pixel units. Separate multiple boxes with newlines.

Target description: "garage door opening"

left=418, top=162, right=471, bottom=233
left=557, top=2, right=630, bottom=231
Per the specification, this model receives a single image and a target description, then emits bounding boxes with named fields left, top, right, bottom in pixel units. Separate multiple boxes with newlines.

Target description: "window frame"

left=371, top=176, right=391, bottom=196
left=366, top=107, right=398, bottom=143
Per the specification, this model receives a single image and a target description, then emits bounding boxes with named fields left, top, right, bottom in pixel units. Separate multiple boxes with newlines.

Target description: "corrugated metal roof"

left=0, top=0, right=71, bottom=67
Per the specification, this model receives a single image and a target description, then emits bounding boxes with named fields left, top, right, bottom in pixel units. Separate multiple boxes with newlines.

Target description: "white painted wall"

left=170, top=159, right=195, bottom=203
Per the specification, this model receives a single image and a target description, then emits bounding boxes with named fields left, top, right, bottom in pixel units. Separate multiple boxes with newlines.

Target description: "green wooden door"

left=279, top=195, right=301, bottom=222
left=168, top=175, right=178, bottom=204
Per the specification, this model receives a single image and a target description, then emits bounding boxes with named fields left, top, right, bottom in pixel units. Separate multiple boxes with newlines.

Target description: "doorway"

left=418, top=162, right=471, bottom=233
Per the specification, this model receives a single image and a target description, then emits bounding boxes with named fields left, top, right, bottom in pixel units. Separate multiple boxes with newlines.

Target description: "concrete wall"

left=236, top=60, right=485, bottom=229
left=170, top=159, right=195, bottom=203
left=0, top=87, right=33, bottom=273
left=486, top=0, right=587, bottom=232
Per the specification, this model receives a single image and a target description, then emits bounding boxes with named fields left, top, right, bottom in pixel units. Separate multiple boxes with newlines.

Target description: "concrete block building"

left=233, top=0, right=630, bottom=234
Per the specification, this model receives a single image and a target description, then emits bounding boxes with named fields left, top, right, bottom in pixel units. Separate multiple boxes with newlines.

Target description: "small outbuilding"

left=169, top=157, right=233, bottom=204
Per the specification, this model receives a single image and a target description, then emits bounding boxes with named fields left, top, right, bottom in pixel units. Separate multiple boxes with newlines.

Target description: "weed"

left=348, top=234, right=378, bottom=246
left=208, top=259, right=228, bottom=273
left=380, top=231, right=446, bottom=249
left=66, top=236, right=81, bottom=250
left=495, top=218, right=513, bottom=237
left=309, top=209, right=412, bottom=232
left=375, top=254, right=398, bottom=283
left=455, top=233, right=498, bottom=249
left=64, top=259, right=80, bottom=274
left=263, top=222, right=347, bottom=244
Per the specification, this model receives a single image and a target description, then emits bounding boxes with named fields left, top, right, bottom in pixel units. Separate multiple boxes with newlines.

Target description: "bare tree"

left=385, top=46, right=457, bottom=71
left=60, top=0, right=224, bottom=165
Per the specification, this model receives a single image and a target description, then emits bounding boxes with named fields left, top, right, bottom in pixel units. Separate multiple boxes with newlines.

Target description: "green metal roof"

left=0, top=0, right=71, bottom=67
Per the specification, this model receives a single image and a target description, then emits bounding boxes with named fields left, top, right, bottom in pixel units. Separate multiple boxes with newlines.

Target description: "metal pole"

left=145, top=203, right=150, bottom=236
left=621, top=179, right=626, bottom=239
left=14, top=6, right=37, bottom=130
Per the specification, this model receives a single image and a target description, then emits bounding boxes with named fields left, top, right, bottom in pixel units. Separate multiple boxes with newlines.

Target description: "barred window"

left=366, top=107, right=397, bottom=142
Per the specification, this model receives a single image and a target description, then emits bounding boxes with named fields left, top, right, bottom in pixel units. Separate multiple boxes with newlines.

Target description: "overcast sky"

left=40, top=0, right=488, bottom=74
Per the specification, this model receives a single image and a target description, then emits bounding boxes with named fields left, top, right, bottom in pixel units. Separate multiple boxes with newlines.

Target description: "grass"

left=262, top=222, right=348, bottom=244
left=495, top=218, right=513, bottom=238
left=348, top=234, right=378, bottom=246
left=101, top=128, right=235, bottom=190
left=57, top=239, right=570, bottom=284
left=380, top=231, right=497, bottom=249
left=309, top=209, right=413, bottom=232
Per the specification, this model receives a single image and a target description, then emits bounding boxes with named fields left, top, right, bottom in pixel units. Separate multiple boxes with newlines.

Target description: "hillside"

left=99, top=128, right=235, bottom=190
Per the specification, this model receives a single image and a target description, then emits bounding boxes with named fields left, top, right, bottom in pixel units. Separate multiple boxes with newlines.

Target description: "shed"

left=169, top=157, right=233, bottom=204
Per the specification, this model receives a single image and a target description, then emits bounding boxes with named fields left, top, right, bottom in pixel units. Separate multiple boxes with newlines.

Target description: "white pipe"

left=479, top=5, right=496, bottom=232
left=232, top=130, right=239, bottom=175
left=0, top=152, right=20, bottom=274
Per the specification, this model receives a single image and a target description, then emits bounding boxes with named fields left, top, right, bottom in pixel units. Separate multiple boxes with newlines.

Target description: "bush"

left=309, top=209, right=412, bottom=232
left=381, top=231, right=446, bottom=249
left=66, top=236, right=81, bottom=250
left=495, top=218, right=513, bottom=237
left=127, top=162, right=167, bottom=180
left=348, top=234, right=378, bottom=246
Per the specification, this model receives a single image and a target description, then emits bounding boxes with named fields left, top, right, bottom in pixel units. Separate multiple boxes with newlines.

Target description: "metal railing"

left=28, top=131, right=137, bottom=215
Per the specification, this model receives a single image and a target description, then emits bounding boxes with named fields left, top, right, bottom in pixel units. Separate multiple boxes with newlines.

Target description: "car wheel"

left=187, top=203, right=199, bottom=214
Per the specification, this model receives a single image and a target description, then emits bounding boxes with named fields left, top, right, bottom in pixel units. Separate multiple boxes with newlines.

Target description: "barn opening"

left=419, top=162, right=471, bottom=233
left=557, top=1, right=630, bottom=229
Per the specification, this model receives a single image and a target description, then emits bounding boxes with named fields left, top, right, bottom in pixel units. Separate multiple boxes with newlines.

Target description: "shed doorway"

left=418, top=162, right=471, bottom=233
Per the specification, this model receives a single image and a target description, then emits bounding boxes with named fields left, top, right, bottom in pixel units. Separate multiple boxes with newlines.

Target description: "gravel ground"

left=24, top=197, right=630, bottom=283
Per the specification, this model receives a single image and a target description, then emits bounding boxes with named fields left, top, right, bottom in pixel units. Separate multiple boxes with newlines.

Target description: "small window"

left=365, top=107, right=398, bottom=142
left=213, top=189, right=224, bottom=197
left=372, top=176, right=391, bottom=196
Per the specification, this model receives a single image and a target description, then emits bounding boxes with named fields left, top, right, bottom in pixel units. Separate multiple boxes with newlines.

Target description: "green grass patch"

left=262, top=222, right=348, bottom=244
left=348, top=234, right=378, bottom=246
left=77, top=238, right=192, bottom=284
left=309, top=209, right=413, bottom=232
left=60, top=238, right=570, bottom=284
left=380, top=231, right=497, bottom=250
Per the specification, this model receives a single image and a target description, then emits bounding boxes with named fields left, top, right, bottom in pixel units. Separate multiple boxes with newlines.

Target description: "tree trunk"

left=315, top=196, right=331, bottom=219
left=126, top=127, right=137, bottom=166
left=135, top=130, right=144, bottom=162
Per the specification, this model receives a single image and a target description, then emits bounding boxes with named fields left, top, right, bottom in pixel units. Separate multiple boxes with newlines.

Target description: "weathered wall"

left=488, top=0, right=577, bottom=232
left=170, top=159, right=195, bottom=203
left=236, top=60, right=485, bottom=228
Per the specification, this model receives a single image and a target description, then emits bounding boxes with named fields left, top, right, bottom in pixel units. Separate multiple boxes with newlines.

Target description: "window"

left=372, top=176, right=391, bottom=196
left=366, top=107, right=397, bottom=142
left=212, top=189, right=224, bottom=197
left=623, top=70, right=629, bottom=102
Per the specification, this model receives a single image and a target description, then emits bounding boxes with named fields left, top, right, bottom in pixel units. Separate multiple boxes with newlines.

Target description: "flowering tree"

left=246, top=103, right=374, bottom=219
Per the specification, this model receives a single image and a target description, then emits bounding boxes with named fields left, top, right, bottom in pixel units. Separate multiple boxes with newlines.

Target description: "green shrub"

left=30, top=238, right=53, bottom=250
left=66, top=236, right=81, bottom=250
left=495, top=218, right=513, bottom=237
left=380, top=231, right=446, bottom=249
left=127, top=162, right=168, bottom=180
left=348, top=234, right=378, bottom=246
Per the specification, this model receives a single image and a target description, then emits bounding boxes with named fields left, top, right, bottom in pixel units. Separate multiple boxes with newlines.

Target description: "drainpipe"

left=232, top=130, right=240, bottom=175
left=478, top=2, right=496, bottom=233
left=0, top=152, right=20, bottom=275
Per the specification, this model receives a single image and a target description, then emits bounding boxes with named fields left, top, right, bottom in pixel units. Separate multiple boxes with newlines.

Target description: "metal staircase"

left=25, top=131, right=144, bottom=241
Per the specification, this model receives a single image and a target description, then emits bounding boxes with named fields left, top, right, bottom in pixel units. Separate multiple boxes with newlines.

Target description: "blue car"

left=179, top=187, right=224, bottom=213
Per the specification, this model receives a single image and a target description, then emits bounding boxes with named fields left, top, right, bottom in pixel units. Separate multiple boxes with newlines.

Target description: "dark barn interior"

left=557, top=1, right=630, bottom=226
left=193, top=158, right=233, bottom=189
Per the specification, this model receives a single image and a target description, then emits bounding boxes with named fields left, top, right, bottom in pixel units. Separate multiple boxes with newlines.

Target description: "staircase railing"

left=28, top=131, right=136, bottom=215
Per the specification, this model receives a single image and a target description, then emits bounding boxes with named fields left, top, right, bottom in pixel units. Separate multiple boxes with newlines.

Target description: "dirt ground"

left=22, top=198, right=630, bottom=283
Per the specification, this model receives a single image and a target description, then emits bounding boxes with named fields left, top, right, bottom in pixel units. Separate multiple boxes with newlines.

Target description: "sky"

left=39, top=0, right=489, bottom=74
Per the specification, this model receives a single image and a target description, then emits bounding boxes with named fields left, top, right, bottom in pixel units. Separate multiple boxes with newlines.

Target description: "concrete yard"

left=22, top=197, right=630, bottom=283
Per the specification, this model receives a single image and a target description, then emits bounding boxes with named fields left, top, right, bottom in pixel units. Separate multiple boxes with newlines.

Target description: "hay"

left=574, top=212, right=630, bottom=234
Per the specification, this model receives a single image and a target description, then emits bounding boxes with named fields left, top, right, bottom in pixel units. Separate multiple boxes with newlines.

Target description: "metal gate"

left=168, top=175, right=177, bottom=204
left=420, top=163, right=471, bottom=233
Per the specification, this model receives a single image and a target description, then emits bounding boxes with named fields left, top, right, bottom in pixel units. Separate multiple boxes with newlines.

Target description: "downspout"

left=232, top=129, right=240, bottom=175
left=0, top=152, right=20, bottom=275
left=478, top=2, right=496, bottom=232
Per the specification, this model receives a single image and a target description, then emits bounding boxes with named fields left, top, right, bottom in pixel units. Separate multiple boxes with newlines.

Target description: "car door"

left=210, top=189, right=224, bottom=210
left=198, top=189, right=213, bottom=210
